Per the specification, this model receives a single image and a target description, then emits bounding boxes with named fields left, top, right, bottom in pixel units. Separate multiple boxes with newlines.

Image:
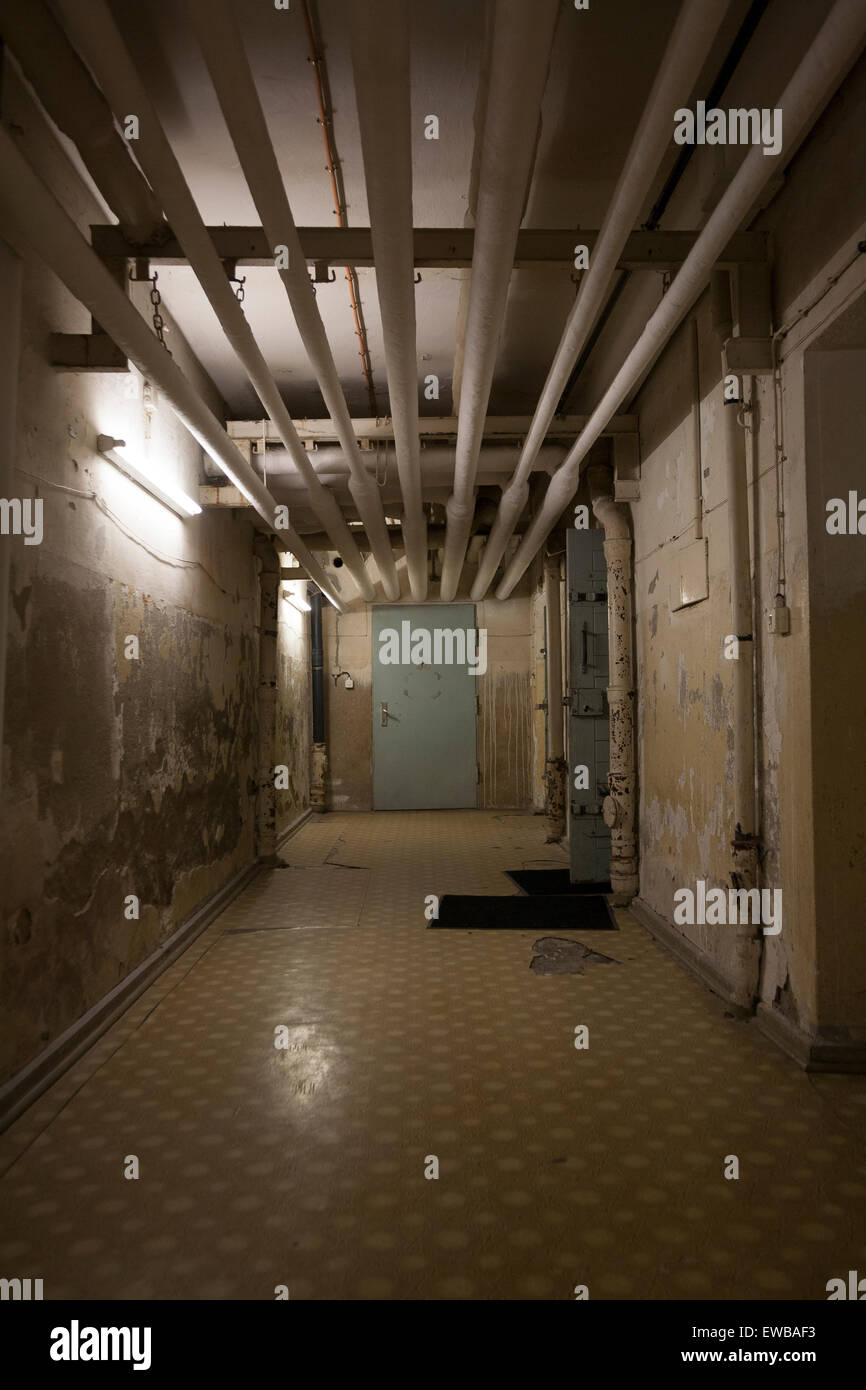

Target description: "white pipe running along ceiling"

left=438, top=0, right=561, bottom=601
left=185, top=0, right=400, bottom=600
left=55, top=0, right=376, bottom=606
left=469, top=0, right=732, bottom=600
left=261, top=442, right=569, bottom=484
left=350, top=0, right=428, bottom=601
left=0, top=123, right=347, bottom=613
left=496, top=0, right=866, bottom=599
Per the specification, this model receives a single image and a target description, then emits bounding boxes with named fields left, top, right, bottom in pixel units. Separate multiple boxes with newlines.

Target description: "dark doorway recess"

left=429, top=895, right=616, bottom=931
left=506, top=869, right=612, bottom=896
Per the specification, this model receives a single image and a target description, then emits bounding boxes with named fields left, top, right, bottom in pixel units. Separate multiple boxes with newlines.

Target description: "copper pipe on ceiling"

left=300, top=0, right=377, bottom=417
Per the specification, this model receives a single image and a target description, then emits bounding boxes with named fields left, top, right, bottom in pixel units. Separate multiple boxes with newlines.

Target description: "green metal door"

left=567, top=528, right=611, bottom=883
left=372, top=604, right=479, bottom=810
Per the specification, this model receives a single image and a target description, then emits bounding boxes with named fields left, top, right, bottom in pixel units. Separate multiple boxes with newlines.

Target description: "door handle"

left=381, top=701, right=389, bottom=727
left=580, top=622, right=588, bottom=673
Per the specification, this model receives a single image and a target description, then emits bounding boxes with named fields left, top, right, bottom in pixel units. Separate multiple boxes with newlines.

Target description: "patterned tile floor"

left=1, top=810, right=865, bottom=1301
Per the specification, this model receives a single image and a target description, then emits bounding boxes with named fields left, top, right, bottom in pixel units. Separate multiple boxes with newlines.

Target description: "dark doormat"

left=429, top=894, right=616, bottom=930
left=506, top=869, right=612, bottom=895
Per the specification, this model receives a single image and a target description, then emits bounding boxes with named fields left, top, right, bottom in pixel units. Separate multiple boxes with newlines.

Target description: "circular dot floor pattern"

left=1, top=811, right=865, bottom=1300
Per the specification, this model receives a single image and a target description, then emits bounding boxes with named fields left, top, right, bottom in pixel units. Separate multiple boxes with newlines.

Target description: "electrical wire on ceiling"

left=300, top=0, right=378, bottom=417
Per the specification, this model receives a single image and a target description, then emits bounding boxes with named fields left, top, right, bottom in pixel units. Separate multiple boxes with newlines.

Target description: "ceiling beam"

left=91, top=225, right=768, bottom=270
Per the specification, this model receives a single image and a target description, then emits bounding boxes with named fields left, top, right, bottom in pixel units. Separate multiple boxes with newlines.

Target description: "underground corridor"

left=0, top=0, right=865, bottom=1332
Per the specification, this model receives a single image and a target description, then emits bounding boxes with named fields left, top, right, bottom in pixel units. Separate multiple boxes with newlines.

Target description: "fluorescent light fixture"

left=97, top=434, right=202, bottom=518
left=283, top=588, right=311, bottom=613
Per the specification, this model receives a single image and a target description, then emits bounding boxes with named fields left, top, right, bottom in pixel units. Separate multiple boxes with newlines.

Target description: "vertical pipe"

left=310, top=588, right=325, bottom=745
left=712, top=272, right=757, bottom=885
left=543, top=552, right=566, bottom=837
left=309, top=588, right=327, bottom=813
left=544, top=554, right=564, bottom=761
left=0, top=240, right=22, bottom=789
left=588, top=466, right=638, bottom=900
left=690, top=316, right=704, bottom=541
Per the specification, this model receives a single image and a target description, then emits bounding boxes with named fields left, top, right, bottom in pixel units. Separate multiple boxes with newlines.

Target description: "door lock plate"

left=572, top=688, right=605, bottom=716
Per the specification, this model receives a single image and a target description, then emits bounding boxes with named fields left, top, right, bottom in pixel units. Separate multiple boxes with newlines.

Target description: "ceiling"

left=104, top=0, right=713, bottom=422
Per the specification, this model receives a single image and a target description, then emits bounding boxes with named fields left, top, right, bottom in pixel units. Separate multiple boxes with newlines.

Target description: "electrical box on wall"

left=768, top=604, right=791, bottom=635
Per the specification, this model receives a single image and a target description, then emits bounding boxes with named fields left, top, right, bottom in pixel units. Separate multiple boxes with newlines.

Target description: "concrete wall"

left=0, top=71, right=310, bottom=1086
left=630, top=50, right=866, bottom=1043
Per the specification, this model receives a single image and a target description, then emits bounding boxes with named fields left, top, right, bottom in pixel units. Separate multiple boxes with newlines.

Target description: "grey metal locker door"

left=567, top=528, right=611, bottom=883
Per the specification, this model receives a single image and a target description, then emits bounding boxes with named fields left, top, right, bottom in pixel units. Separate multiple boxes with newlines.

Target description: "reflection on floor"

left=1, top=811, right=865, bottom=1300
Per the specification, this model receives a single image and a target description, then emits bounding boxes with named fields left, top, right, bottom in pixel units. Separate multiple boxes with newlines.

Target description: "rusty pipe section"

left=301, top=0, right=377, bottom=417
left=350, top=0, right=427, bottom=599
left=0, top=0, right=164, bottom=244
left=54, top=0, right=372, bottom=604
left=186, top=0, right=400, bottom=600
left=588, top=465, right=638, bottom=900
left=439, top=0, right=560, bottom=600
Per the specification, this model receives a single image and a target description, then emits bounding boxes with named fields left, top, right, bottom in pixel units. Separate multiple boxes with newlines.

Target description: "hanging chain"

left=233, top=274, right=246, bottom=306
left=374, top=440, right=388, bottom=488
left=147, top=271, right=172, bottom=355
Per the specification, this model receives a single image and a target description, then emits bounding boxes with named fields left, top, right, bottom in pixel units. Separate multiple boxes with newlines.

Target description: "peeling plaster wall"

left=0, top=77, right=265, bottom=1084
left=319, top=576, right=534, bottom=810
left=275, top=584, right=312, bottom=832
left=634, top=305, right=752, bottom=996
left=631, top=52, right=866, bottom=1037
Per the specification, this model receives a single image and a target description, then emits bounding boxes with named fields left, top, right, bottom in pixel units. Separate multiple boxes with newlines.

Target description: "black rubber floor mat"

left=429, top=894, right=616, bottom=930
left=506, top=869, right=612, bottom=895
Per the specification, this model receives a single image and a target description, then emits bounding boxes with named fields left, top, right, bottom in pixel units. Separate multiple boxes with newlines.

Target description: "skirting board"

left=629, top=896, right=750, bottom=1013
left=276, top=806, right=314, bottom=850
left=754, top=1003, right=866, bottom=1075
left=631, top=896, right=866, bottom=1073
left=0, top=856, right=261, bottom=1135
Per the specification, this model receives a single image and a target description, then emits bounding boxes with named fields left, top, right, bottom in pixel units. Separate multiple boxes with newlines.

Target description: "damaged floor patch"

left=530, top=936, right=620, bottom=975
left=220, top=863, right=370, bottom=932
